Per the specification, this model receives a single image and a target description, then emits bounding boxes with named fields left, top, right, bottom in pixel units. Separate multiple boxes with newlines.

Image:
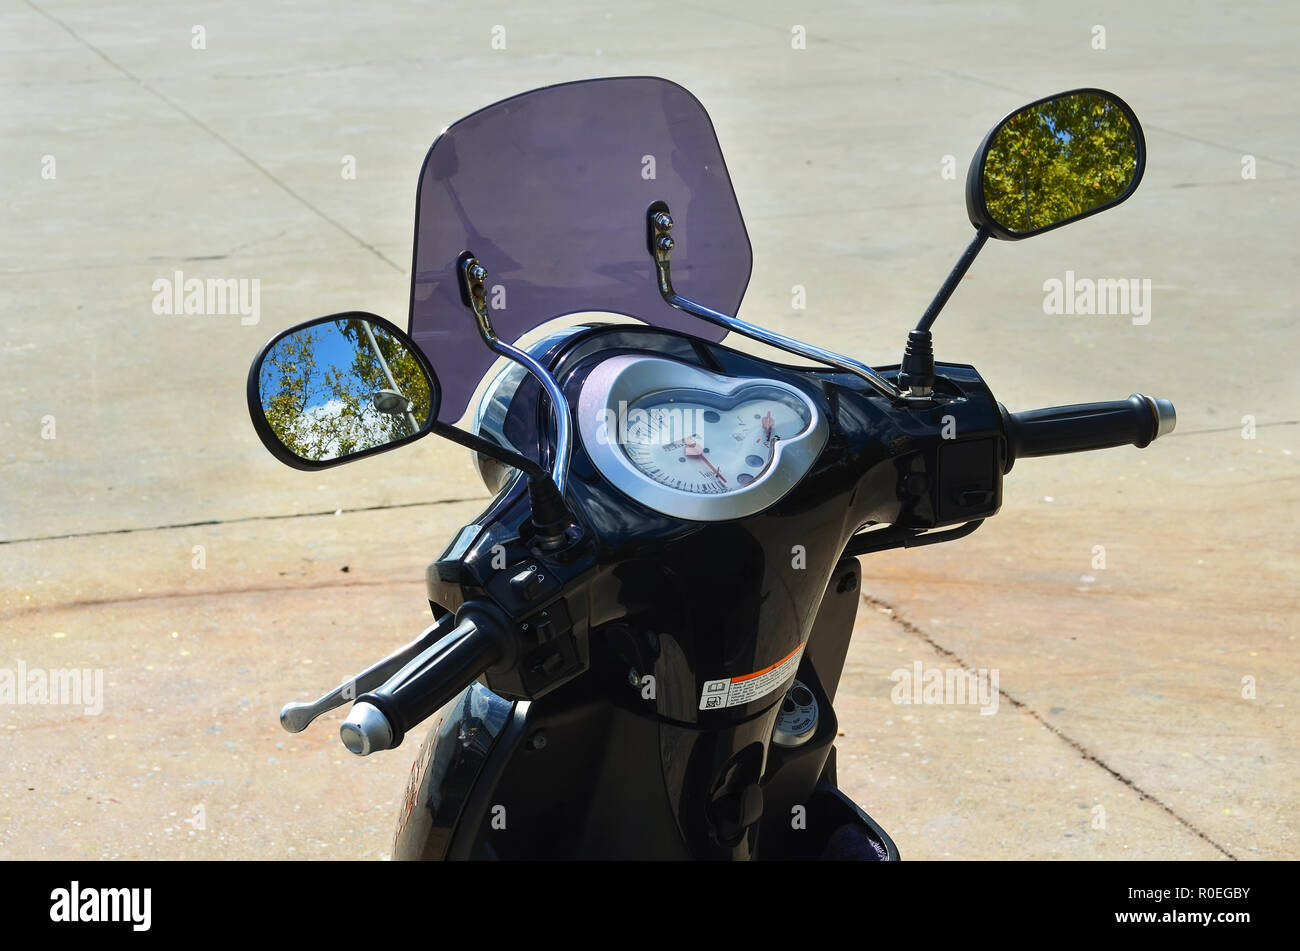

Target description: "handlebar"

left=278, top=615, right=458, bottom=734
left=1001, top=393, right=1175, bottom=468
left=321, top=385, right=1174, bottom=756
left=339, top=602, right=513, bottom=756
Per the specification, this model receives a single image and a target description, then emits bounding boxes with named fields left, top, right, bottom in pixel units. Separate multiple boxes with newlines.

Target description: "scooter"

left=247, top=77, right=1174, bottom=860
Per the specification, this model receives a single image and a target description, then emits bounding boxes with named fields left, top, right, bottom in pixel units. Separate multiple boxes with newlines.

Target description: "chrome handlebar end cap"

left=339, top=702, right=394, bottom=757
left=1151, top=397, right=1176, bottom=439
left=1136, top=393, right=1177, bottom=440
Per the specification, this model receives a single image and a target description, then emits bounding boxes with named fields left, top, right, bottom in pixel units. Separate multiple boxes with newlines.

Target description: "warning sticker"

left=699, top=642, right=806, bottom=711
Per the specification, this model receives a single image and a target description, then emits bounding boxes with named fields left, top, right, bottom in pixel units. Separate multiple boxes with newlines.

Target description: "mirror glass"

left=255, top=315, right=436, bottom=464
left=978, top=91, right=1141, bottom=236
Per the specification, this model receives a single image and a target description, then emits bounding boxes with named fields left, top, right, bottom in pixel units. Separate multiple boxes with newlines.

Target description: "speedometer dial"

left=577, top=355, right=829, bottom=522
left=621, top=388, right=812, bottom=495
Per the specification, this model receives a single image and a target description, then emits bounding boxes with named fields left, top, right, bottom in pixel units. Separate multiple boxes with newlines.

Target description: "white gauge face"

left=621, top=387, right=812, bottom=495
left=577, top=355, right=829, bottom=521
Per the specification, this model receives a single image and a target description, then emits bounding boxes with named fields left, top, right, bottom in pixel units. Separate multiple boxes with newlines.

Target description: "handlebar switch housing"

left=935, top=438, right=1003, bottom=524
left=425, top=482, right=598, bottom=703
left=885, top=364, right=1007, bottom=530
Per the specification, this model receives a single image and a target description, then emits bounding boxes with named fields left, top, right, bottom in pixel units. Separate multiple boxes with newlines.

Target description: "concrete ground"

left=1, top=1, right=1295, bottom=860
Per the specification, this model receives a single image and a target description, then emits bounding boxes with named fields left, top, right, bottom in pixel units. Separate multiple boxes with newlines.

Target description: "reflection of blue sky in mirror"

left=261, top=319, right=372, bottom=412
left=307, top=320, right=360, bottom=410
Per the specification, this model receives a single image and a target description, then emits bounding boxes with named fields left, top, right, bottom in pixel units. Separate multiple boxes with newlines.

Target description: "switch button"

left=509, top=567, right=543, bottom=602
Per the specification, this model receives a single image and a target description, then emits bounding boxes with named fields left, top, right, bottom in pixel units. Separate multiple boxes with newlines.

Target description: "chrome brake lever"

left=278, top=614, right=458, bottom=733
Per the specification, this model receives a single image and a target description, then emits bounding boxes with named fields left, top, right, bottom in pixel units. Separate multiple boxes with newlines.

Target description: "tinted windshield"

left=407, top=76, right=752, bottom=422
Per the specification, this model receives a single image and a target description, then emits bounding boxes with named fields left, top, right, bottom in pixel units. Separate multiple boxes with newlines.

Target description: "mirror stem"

left=901, top=227, right=989, bottom=398
left=915, top=227, right=988, bottom=334
left=429, top=421, right=546, bottom=482
left=429, top=421, right=575, bottom=549
left=897, top=329, right=936, bottom=398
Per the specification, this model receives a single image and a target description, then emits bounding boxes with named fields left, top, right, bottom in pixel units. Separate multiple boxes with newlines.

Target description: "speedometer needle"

left=683, top=438, right=726, bottom=484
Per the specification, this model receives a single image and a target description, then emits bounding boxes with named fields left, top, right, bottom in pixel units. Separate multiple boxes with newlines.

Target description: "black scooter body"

left=393, top=556, right=898, bottom=860
left=393, top=325, right=1004, bottom=859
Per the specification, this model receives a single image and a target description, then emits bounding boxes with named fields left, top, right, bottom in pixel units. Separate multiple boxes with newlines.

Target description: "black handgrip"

left=1001, top=393, right=1175, bottom=469
left=356, top=602, right=512, bottom=748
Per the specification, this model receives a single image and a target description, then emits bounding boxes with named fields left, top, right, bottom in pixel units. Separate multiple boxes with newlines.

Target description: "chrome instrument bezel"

left=577, top=355, right=828, bottom=521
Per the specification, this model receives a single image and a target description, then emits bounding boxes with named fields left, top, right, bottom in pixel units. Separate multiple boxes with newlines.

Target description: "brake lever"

left=278, top=613, right=459, bottom=733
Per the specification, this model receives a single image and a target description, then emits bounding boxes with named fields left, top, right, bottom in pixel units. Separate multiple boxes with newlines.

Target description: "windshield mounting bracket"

left=646, top=202, right=901, bottom=402
left=456, top=251, right=574, bottom=532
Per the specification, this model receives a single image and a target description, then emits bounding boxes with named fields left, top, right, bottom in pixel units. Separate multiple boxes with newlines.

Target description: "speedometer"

left=577, top=355, right=828, bottom=521
left=622, top=388, right=813, bottom=495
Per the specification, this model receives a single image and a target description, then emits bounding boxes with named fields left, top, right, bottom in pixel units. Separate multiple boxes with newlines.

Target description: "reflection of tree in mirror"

left=259, top=319, right=432, bottom=462
left=982, top=93, right=1138, bottom=234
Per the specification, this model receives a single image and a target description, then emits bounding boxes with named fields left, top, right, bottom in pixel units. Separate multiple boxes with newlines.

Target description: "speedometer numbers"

left=622, top=390, right=811, bottom=496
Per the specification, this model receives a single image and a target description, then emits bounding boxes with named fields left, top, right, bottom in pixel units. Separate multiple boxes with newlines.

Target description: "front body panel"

left=398, top=325, right=995, bottom=859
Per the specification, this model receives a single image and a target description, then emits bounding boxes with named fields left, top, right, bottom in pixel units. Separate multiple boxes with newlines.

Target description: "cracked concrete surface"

left=2, top=1, right=1296, bottom=859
